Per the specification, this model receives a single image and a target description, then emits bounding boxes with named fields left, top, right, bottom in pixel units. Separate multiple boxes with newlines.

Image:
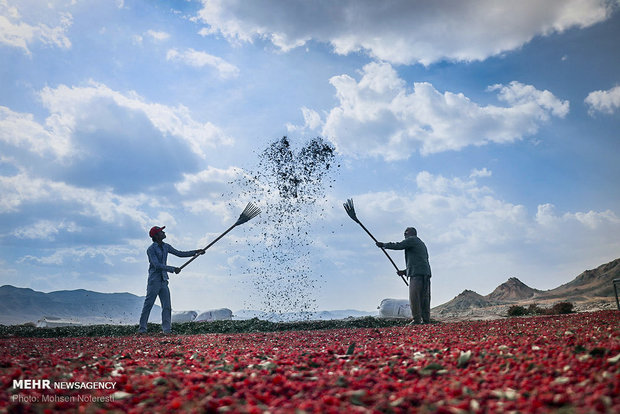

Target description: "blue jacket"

left=147, top=242, right=197, bottom=281
left=383, top=235, right=431, bottom=278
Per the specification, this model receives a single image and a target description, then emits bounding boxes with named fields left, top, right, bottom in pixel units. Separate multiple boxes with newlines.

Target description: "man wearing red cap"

left=139, top=226, right=204, bottom=334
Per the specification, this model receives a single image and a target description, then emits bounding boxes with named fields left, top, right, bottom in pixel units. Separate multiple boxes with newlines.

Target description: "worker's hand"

left=174, top=267, right=181, bottom=274
left=397, top=270, right=406, bottom=277
left=376, top=241, right=385, bottom=248
left=196, top=249, right=206, bottom=255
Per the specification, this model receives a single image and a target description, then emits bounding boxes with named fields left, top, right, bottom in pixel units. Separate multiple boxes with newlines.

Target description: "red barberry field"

left=2, top=310, right=619, bottom=413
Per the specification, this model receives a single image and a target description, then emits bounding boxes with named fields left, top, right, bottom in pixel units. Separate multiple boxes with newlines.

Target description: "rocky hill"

left=540, top=258, right=620, bottom=301
left=432, top=290, right=495, bottom=313
left=434, top=278, right=541, bottom=315
left=486, top=277, right=542, bottom=302
left=432, top=257, right=619, bottom=320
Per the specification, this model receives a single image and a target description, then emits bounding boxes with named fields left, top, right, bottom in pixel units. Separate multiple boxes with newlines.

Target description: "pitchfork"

left=343, top=198, right=408, bottom=286
left=179, top=202, right=261, bottom=270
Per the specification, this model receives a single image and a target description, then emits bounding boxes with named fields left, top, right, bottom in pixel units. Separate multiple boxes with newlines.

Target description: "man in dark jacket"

left=139, top=226, right=204, bottom=334
left=376, top=227, right=431, bottom=324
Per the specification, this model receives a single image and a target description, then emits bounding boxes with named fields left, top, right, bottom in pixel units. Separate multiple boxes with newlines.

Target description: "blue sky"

left=1, top=0, right=619, bottom=313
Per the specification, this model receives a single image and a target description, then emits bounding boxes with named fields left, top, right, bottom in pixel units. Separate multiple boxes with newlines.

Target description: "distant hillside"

left=432, top=257, right=620, bottom=315
left=3, top=258, right=618, bottom=325
left=486, top=277, right=542, bottom=302
left=0, top=285, right=161, bottom=325
left=539, top=258, right=620, bottom=301
left=0, top=285, right=377, bottom=326
left=433, top=289, right=496, bottom=313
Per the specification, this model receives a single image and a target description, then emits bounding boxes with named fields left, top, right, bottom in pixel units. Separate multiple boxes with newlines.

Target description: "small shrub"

left=527, top=304, right=543, bottom=315
left=549, top=302, right=574, bottom=315
left=507, top=302, right=575, bottom=317
left=507, top=305, right=528, bottom=317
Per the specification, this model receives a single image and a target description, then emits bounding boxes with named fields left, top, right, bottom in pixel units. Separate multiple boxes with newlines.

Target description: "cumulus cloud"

left=1, top=81, right=234, bottom=192
left=313, top=62, right=568, bottom=160
left=38, top=81, right=232, bottom=159
left=18, top=244, right=139, bottom=266
left=585, top=85, right=620, bottom=115
left=347, top=170, right=620, bottom=292
left=182, top=198, right=234, bottom=220
left=146, top=29, right=170, bottom=41
left=166, top=48, right=240, bottom=78
left=0, top=171, right=152, bottom=225
left=536, top=203, right=620, bottom=230
left=0, top=0, right=72, bottom=55
left=286, top=107, right=323, bottom=134
left=195, top=0, right=614, bottom=65
left=0, top=106, right=71, bottom=157
left=470, top=168, right=492, bottom=178
left=175, top=166, right=242, bottom=195
left=12, top=219, right=80, bottom=240
left=489, top=82, right=570, bottom=117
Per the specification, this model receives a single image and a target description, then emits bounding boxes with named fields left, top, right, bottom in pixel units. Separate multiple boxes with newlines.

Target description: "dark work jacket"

left=383, top=235, right=431, bottom=278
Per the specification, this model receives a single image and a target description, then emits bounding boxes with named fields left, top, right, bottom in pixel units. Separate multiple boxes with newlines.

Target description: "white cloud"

left=182, top=198, right=233, bottom=219
left=319, top=62, right=569, bottom=160
left=0, top=171, right=152, bottom=226
left=12, top=219, right=80, bottom=240
left=0, top=106, right=72, bottom=158
left=195, top=0, right=614, bottom=65
left=3, top=82, right=235, bottom=192
left=155, top=211, right=177, bottom=228
left=29, top=80, right=232, bottom=160
left=346, top=171, right=620, bottom=295
left=146, top=29, right=170, bottom=41
left=470, top=168, right=492, bottom=178
left=175, top=166, right=242, bottom=195
left=0, top=81, right=233, bottom=164
left=585, top=85, right=620, bottom=115
left=166, top=48, right=240, bottom=79
left=0, top=0, right=72, bottom=55
left=489, top=82, right=570, bottom=118
left=536, top=203, right=620, bottom=230
left=286, top=107, right=322, bottom=133
left=18, top=244, right=139, bottom=266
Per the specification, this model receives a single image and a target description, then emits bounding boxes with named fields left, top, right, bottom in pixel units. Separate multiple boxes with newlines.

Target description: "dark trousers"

left=409, top=275, right=431, bottom=323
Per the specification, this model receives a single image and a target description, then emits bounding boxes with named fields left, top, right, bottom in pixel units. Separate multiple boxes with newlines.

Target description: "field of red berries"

left=2, top=310, right=619, bottom=413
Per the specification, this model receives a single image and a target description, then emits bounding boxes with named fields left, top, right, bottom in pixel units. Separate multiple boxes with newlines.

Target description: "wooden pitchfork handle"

left=356, top=221, right=409, bottom=286
left=178, top=223, right=237, bottom=271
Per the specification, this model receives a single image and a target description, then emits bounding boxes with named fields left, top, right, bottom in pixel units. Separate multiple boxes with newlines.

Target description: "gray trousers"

left=139, top=277, right=172, bottom=333
left=409, top=275, right=431, bottom=323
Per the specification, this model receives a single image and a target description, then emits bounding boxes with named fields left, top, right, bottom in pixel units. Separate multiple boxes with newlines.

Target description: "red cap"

left=149, top=226, right=165, bottom=237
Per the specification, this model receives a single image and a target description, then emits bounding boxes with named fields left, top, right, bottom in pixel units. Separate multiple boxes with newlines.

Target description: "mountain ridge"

left=434, top=258, right=619, bottom=315
left=2, top=257, right=618, bottom=324
left=485, top=277, right=542, bottom=302
left=0, top=285, right=161, bottom=325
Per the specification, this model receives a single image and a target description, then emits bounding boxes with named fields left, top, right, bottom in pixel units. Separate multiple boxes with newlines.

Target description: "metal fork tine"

left=236, top=202, right=261, bottom=224
left=343, top=198, right=358, bottom=222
